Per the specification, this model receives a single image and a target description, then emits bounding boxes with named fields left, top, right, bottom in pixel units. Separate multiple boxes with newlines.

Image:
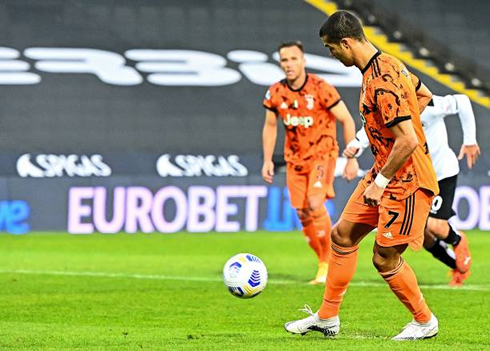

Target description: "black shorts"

left=429, top=175, right=457, bottom=220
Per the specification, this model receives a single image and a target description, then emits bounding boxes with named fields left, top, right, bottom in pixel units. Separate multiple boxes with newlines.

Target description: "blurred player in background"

left=344, top=93, right=479, bottom=286
left=285, top=11, right=440, bottom=340
left=262, top=41, right=358, bottom=285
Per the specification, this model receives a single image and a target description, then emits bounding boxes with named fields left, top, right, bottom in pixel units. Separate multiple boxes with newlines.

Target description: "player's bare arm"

left=416, top=83, right=432, bottom=114
left=363, top=119, right=418, bottom=206
left=261, top=109, right=278, bottom=183
left=411, top=73, right=432, bottom=114
left=331, top=101, right=359, bottom=181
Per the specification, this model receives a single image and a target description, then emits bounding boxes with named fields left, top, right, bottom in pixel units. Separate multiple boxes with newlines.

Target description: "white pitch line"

left=0, top=269, right=223, bottom=282
left=0, top=269, right=488, bottom=292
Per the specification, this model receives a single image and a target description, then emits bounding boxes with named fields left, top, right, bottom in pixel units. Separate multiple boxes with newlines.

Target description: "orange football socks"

left=379, top=258, right=432, bottom=323
left=301, top=217, right=322, bottom=260
left=318, top=242, right=359, bottom=319
left=311, top=206, right=332, bottom=263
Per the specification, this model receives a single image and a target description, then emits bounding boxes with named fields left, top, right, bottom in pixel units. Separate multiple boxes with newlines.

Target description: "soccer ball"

left=223, top=253, right=268, bottom=298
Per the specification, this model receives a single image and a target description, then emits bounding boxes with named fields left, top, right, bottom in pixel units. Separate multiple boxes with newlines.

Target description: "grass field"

left=0, top=230, right=489, bottom=350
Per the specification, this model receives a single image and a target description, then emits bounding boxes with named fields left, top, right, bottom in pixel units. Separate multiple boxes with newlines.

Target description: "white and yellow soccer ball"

left=223, top=253, right=268, bottom=298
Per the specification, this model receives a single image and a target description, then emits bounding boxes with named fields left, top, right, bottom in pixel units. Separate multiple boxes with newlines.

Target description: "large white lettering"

left=452, top=185, right=490, bottom=230
left=273, top=52, right=362, bottom=87
left=187, top=186, right=216, bottom=232
left=24, top=48, right=142, bottom=85
left=126, top=49, right=241, bottom=86
left=0, top=47, right=40, bottom=85
left=68, top=185, right=267, bottom=234
left=478, top=186, right=490, bottom=230
left=125, top=187, right=154, bottom=233
left=152, top=186, right=188, bottom=233
left=93, top=187, right=125, bottom=234
left=0, top=48, right=362, bottom=87
left=68, top=187, right=95, bottom=234
left=227, top=50, right=284, bottom=86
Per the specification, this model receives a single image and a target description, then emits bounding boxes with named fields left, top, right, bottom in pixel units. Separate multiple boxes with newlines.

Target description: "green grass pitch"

left=0, top=230, right=489, bottom=350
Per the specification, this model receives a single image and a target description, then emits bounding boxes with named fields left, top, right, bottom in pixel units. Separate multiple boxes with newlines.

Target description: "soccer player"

left=344, top=93, right=479, bottom=286
left=284, top=11, right=440, bottom=340
left=262, top=41, right=359, bottom=285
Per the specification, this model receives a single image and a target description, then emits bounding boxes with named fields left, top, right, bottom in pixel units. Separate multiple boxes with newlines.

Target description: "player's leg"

left=318, top=218, right=375, bottom=318
left=296, top=208, right=322, bottom=263
left=375, top=243, right=432, bottom=322
left=284, top=218, right=374, bottom=336
left=284, top=181, right=377, bottom=336
left=375, top=243, right=438, bottom=340
left=377, top=189, right=438, bottom=340
left=287, top=169, right=323, bottom=264
left=306, top=192, right=331, bottom=284
left=305, top=157, right=337, bottom=284
left=426, top=218, right=471, bottom=274
left=423, top=223, right=456, bottom=269
left=426, top=175, right=471, bottom=274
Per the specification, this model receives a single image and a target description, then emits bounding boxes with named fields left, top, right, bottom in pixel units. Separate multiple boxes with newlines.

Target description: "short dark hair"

left=278, top=41, right=304, bottom=53
left=318, top=11, right=366, bottom=43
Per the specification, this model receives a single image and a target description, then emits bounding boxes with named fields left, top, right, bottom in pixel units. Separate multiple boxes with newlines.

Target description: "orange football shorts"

left=341, top=180, right=434, bottom=251
left=286, top=156, right=336, bottom=209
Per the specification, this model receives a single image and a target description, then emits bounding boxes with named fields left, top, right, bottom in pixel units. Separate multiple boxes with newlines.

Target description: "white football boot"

left=284, top=305, right=340, bottom=337
left=392, top=313, right=438, bottom=341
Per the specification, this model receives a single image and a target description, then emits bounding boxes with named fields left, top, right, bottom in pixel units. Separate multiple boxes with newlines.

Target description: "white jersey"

left=349, top=94, right=477, bottom=181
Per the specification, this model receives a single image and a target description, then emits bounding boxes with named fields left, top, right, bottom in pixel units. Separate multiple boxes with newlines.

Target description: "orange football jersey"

left=263, top=73, right=341, bottom=172
left=359, top=52, right=439, bottom=200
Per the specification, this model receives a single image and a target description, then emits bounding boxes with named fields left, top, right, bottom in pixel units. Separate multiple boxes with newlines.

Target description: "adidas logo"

left=313, top=180, right=322, bottom=188
left=383, top=231, right=393, bottom=239
left=280, top=102, right=288, bottom=109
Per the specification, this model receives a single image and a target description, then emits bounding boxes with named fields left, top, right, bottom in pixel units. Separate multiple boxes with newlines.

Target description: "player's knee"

left=372, top=252, right=390, bottom=272
left=372, top=250, right=383, bottom=271
left=423, top=228, right=436, bottom=248
left=330, top=224, right=349, bottom=247
left=296, top=208, right=310, bottom=222
left=307, top=199, right=324, bottom=213
left=372, top=247, right=399, bottom=272
left=426, top=218, right=448, bottom=238
left=309, top=205, right=327, bottom=220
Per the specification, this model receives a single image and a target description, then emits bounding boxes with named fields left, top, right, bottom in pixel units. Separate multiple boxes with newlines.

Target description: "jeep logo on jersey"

left=16, top=154, right=112, bottom=178
left=283, top=114, right=314, bottom=128
left=0, top=47, right=362, bottom=87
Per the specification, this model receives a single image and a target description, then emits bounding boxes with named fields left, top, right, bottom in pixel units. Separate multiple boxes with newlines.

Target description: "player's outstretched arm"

left=452, top=94, right=480, bottom=169
left=262, top=109, right=278, bottom=183
left=331, top=101, right=359, bottom=181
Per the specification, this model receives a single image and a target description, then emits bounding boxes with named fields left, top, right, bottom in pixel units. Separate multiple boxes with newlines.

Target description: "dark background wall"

left=372, top=0, right=490, bottom=71
left=0, top=0, right=486, bottom=158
